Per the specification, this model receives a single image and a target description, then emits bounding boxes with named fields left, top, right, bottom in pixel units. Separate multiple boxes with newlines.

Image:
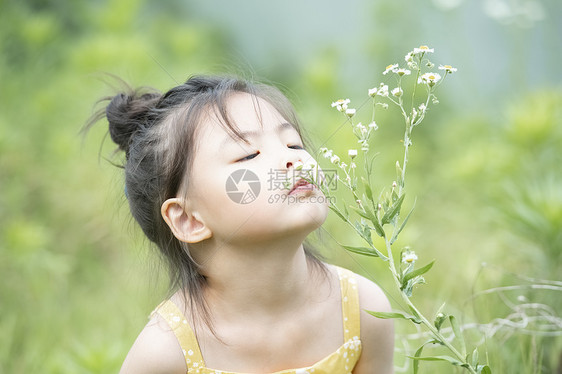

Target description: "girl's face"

left=185, top=93, right=328, bottom=245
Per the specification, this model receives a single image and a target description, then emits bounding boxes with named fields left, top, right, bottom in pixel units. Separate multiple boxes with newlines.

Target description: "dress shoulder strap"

left=153, top=300, right=206, bottom=371
left=336, top=267, right=361, bottom=342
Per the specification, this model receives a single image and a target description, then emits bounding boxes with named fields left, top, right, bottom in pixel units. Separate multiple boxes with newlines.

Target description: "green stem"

left=388, top=102, right=476, bottom=372
left=398, top=118, right=411, bottom=197
left=384, top=239, right=477, bottom=374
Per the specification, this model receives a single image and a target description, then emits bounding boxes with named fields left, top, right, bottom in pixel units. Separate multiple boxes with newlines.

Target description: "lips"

left=288, top=178, right=314, bottom=195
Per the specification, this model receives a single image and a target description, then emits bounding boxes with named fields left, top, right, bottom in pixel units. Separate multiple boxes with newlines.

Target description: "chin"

left=280, top=202, right=328, bottom=234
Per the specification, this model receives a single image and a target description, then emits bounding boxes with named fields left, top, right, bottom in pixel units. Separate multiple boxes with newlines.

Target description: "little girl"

left=89, top=75, right=394, bottom=373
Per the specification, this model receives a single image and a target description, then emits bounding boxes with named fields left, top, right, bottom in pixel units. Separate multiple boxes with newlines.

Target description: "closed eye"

left=288, top=145, right=304, bottom=150
left=236, top=151, right=260, bottom=162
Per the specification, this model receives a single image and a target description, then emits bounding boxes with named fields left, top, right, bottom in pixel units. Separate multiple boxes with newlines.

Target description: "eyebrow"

left=221, top=122, right=297, bottom=147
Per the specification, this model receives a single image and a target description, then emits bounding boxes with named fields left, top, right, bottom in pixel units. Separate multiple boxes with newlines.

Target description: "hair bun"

left=106, top=90, right=161, bottom=153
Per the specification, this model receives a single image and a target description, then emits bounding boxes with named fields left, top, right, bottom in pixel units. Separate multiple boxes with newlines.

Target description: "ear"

left=161, top=198, right=213, bottom=243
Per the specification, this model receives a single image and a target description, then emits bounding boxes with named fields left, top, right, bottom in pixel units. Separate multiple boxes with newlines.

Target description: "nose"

left=285, top=158, right=303, bottom=170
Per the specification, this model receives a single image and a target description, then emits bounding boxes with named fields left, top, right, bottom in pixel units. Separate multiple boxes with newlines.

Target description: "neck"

left=193, top=235, right=321, bottom=321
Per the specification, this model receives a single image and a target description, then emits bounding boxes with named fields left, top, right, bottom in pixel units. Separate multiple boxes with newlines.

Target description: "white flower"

left=377, top=85, right=389, bottom=97
left=402, top=251, right=418, bottom=264
left=350, top=162, right=356, bottom=169
left=320, top=148, right=333, bottom=158
left=331, top=99, right=350, bottom=112
left=413, top=45, right=434, bottom=54
left=391, top=87, right=403, bottom=97
left=418, top=103, right=427, bottom=113
left=395, top=68, right=411, bottom=76
left=355, top=123, right=367, bottom=136
left=345, top=108, right=356, bottom=117
left=339, top=162, right=347, bottom=169
left=418, top=72, right=441, bottom=87
left=330, top=154, right=340, bottom=164
left=348, top=149, right=358, bottom=158
left=383, top=64, right=398, bottom=75
left=405, top=52, right=414, bottom=62
left=438, top=64, right=457, bottom=74
left=368, top=121, right=378, bottom=130
left=368, top=87, right=378, bottom=97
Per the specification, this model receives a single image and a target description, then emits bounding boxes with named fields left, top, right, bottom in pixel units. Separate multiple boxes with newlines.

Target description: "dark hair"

left=86, top=75, right=325, bottom=330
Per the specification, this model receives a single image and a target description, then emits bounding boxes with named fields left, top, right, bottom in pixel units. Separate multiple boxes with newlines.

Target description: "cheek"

left=191, top=167, right=263, bottom=217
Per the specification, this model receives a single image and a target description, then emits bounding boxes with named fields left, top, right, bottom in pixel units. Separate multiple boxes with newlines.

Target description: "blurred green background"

left=1, top=0, right=561, bottom=372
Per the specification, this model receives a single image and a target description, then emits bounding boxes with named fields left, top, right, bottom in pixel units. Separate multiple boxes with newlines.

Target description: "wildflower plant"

left=317, top=46, right=492, bottom=373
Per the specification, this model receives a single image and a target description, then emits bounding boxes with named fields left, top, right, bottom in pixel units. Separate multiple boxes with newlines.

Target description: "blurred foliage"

left=1, top=0, right=560, bottom=372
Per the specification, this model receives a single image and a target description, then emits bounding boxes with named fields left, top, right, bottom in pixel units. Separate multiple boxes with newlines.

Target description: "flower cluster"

left=368, top=83, right=389, bottom=97
left=383, top=63, right=412, bottom=77
left=324, top=45, right=481, bottom=374
left=330, top=98, right=350, bottom=112
left=330, top=97, right=379, bottom=153
left=319, top=147, right=358, bottom=188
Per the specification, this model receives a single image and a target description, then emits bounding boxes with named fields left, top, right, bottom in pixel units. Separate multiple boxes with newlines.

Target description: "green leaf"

left=381, top=193, right=405, bottom=225
left=362, top=177, right=374, bottom=203
left=348, top=205, right=374, bottom=221
left=390, top=198, right=416, bottom=244
left=480, top=365, right=492, bottom=374
left=402, top=260, right=435, bottom=284
left=413, top=345, right=425, bottom=374
left=341, top=245, right=387, bottom=260
left=328, top=205, right=347, bottom=222
left=367, top=310, right=422, bottom=324
left=471, top=347, right=479, bottom=368
left=449, top=315, right=466, bottom=357
left=370, top=215, right=386, bottom=238
left=395, top=160, right=403, bottom=185
left=407, top=355, right=463, bottom=366
left=434, top=313, right=447, bottom=332
left=362, top=204, right=377, bottom=224
left=411, top=340, right=442, bottom=374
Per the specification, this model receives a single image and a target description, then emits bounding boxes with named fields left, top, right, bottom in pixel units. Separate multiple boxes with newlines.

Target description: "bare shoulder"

left=119, top=313, right=187, bottom=374
left=353, top=272, right=395, bottom=374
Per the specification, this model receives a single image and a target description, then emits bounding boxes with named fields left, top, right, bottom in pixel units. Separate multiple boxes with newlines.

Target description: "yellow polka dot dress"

left=153, top=267, right=361, bottom=373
